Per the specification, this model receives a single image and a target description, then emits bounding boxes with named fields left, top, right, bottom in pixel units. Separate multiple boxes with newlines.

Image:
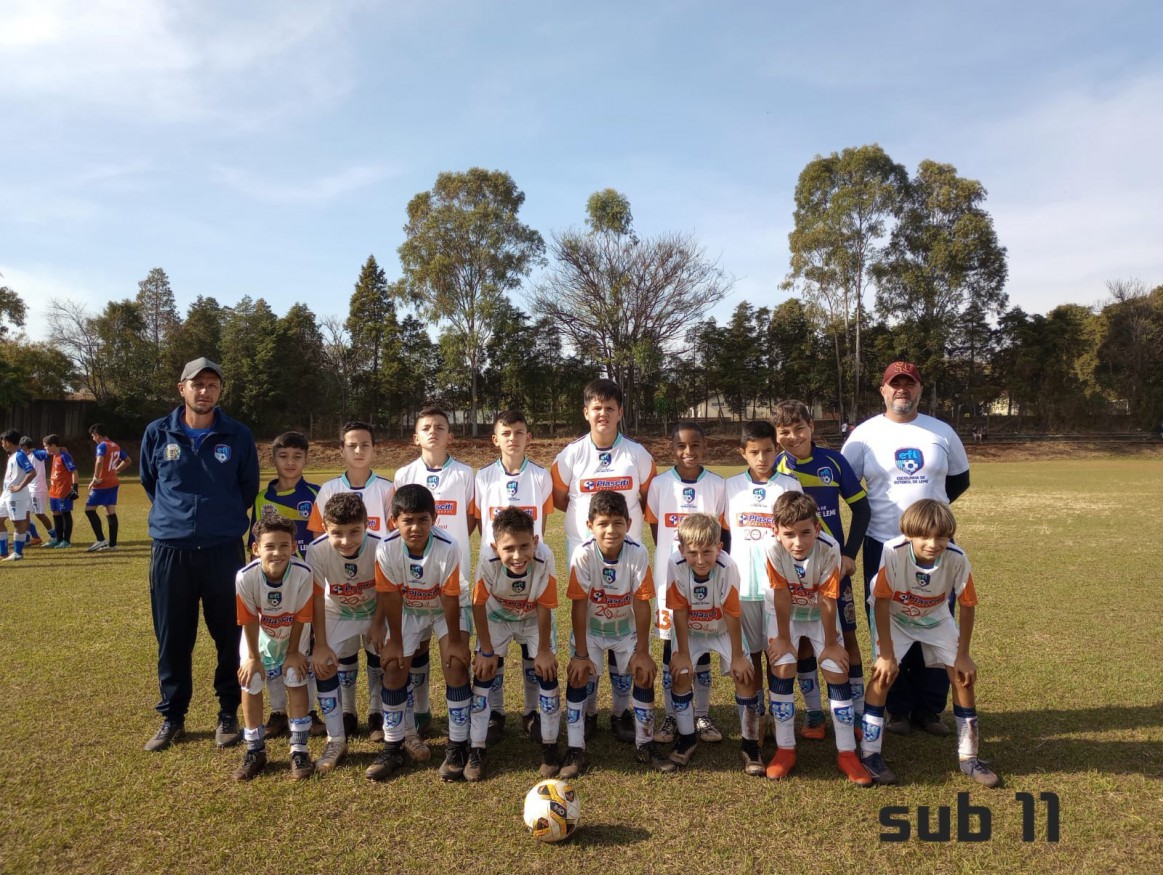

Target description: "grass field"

left=1, top=459, right=1161, bottom=874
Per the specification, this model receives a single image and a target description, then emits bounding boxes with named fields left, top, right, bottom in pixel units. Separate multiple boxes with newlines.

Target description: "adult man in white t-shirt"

left=841, top=362, right=970, bottom=737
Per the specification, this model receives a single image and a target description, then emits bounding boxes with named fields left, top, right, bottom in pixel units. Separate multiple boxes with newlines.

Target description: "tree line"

left=1, top=149, right=1159, bottom=439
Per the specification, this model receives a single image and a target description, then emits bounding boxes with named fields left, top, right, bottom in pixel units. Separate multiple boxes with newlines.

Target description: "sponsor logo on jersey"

left=434, top=500, right=457, bottom=515
left=752, top=487, right=767, bottom=502
left=426, top=474, right=440, bottom=490
left=736, top=512, right=775, bottom=529
left=214, top=444, right=231, bottom=463
left=915, top=571, right=932, bottom=588
left=664, top=512, right=689, bottom=527
left=895, top=447, right=924, bottom=475
left=297, top=500, right=313, bottom=519
left=581, top=476, right=633, bottom=493
left=601, top=567, right=616, bottom=586
left=682, top=486, right=696, bottom=504
left=268, top=590, right=283, bottom=606
left=409, top=563, right=423, bottom=579
left=894, top=590, right=945, bottom=609
left=689, top=607, right=722, bottom=623
left=817, top=466, right=834, bottom=485
left=259, top=614, right=294, bottom=630
left=506, top=480, right=519, bottom=498
left=597, top=451, right=612, bottom=469
left=163, top=443, right=181, bottom=461
left=366, top=517, right=381, bottom=531
left=693, top=584, right=708, bottom=601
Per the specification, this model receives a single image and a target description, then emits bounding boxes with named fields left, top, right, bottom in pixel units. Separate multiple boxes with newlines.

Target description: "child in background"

left=42, top=435, right=78, bottom=549
left=84, top=423, right=131, bottom=552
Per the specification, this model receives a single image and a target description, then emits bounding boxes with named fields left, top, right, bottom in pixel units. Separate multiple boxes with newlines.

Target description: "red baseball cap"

left=881, top=361, right=921, bottom=385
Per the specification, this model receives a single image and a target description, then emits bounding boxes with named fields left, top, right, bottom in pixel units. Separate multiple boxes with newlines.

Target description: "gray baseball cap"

left=180, top=357, right=224, bottom=382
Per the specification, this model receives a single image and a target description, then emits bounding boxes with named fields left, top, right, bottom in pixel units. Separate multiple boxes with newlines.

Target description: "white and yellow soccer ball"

left=522, top=778, right=581, bottom=843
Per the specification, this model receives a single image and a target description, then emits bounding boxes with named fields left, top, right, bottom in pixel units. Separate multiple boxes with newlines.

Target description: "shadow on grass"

left=573, top=822, right=651, bottom=846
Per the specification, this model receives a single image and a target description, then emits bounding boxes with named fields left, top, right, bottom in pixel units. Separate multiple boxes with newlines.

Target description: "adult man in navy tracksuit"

left=140, top=357, right=259, bottom=752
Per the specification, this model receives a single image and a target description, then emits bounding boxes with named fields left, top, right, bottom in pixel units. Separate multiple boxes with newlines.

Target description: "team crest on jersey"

left=817, top=466, right=834, bottom=485
left=267, top=590, right=282, bottom=606
left=214, top=444, right=231, bottom=463
left=511, top=577, right=527, bottom=593
left=426, top=474, right=440, bottom=490
left=915, top=571, right=932, bottom=588
left=895, top=448, right=924, bottom=475
left=794, top=564, right=806, bottom=580
left=682, top=486, right=696, bottom=504
left=297, top=500, right=312, bottom=519
left=601, top=567, right=616, bottom=586
left=163, top=443, right=181, bottom=461
left=506, top=480, right=519, bottom=498
left=409, top=563, right=423, bottom=579
left=693, top=584, right=708, bottom=601
left=752, top=487, right=766, bottom=502
left=344, top=562, right=357, bottom=579
left=597, top=451, right=612, bottom=469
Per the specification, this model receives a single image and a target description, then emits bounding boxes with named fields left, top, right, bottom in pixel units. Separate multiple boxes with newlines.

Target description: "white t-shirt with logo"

left=724, top=470, right=802, bottom=601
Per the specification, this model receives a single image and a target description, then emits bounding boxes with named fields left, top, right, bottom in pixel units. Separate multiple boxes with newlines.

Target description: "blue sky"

left=2, top=0, right=1161, bottom=341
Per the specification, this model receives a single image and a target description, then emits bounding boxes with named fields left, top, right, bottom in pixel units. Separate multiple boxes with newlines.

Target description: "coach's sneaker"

left=486, top=712, right=506, bottom=745
left=308, top=710, right=327, bottom=737
left=289, top=750, right=314, bottom=781
left=415, top=711, right=433, bottom=737
left=231, top=748, right=267, bottom=781
left=522, top=710, right=543, bottom=744
left=315, top=738, right=347, bottom=774
left=740, top=742, right=765, bottom=777
left=837, top=750, right=873, bottom=786
left=885, top=712, right=912, bottom=736
left=264, top=711, right=289, bottom=738
left=913, top=711, right=952, bottom=737
left=959, top=757, right=1000, bottom=788
left=654, top=714, right=678, bottom=744
left=612, top=709, right=636, bottom=744
left=367, top=712, right=384, bottom=743
left=765, top=747, right=797, bottom=780
left=86, top=540, right=109, bottom=553
left=539, top=744, right=562, bottom=778
left=439, top=740, right=470, bottom=782
left=637, top=742, right=678, bottom=774
left=860, top=752, right=897, bottom=786
left=342, top=712, right=358, bottom=738
left=801, top=710, right=827, bottom=741
left=365, top=744, right=406, bottom=782
left=144, top=719, right=184, bottom=752
left=696, top=715, right=723, bottom=743
left=463, top=747, right=488, bottom=782
left=215, top=713, right=242, bottom=748
left=403, top=730, right=431, bottom=762
left=558, top=746, right=587, bottom=779
left=669, top=732, right=698, bottom=767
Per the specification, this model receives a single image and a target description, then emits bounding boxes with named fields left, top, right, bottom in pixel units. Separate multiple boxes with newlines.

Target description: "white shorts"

left=31, top=493, right=48, bottom=515
left=4, top=491, right=30, bottom=522
left=740, top=599, right=766, bottom=654
left=872, top=615, right=961, bottom=669
left=767, top=616, right=846, bottom=674
left=487, top=617, right=556, bottom=656
left=382, top=611, right=469, bottom=659
left=325, top=616, right=374, bottom=662
left=573, top=631, right=637, bottom=675
left=683, top=632, right=735, bottom=676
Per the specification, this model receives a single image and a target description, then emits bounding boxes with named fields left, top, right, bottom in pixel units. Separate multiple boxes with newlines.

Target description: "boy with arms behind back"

left=42, top=434, right=78, bottom=549
left=84, top=423, right=131, bottom=552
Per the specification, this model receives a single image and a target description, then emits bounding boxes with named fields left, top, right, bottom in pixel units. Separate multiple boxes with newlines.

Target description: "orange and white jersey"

left=375, top=529, right=462, bottom=618
left=304, top=532, right=382, bottom=622
left=552, top=434, right=656, bottom=546
left=235, top=558, right=314, bottom=664
left=764, top=532, right=841, bottom=623
left=395, top=456, right=475, bottom=586
left=567, top=536, right=654, bottom=639
left=724, top=471, right=802, bottom=600
left=306, top=472, right=395, bottom=536
left=665, top=550, right=741, bottom=639
left=473, top=458, right=553, bottom=545
left=645, top=466, right=728, bottom=590
left=472, top=540, right=558, bottom=623
left=873, top=535, right=977, bottom=629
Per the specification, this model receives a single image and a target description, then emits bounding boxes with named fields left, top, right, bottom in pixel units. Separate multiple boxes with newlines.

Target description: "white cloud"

left=208, top=162, right=402, bottom=205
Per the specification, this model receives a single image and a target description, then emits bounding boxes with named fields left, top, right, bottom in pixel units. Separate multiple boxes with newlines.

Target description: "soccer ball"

left=522, top=778, right=581, bottom=842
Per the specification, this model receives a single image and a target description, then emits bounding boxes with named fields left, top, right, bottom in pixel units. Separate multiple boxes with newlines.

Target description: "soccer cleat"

left=365, top=744, right=406, bottom=782
left=342, top=712, right=358, bottom=738
left=264, top=711, right=289, bottom=738
left=637, top=742, right=678, bottom=774
left=367, top=712, right=384, bottom=743
left=415, top=711, right=432, bottom=737
left=2, top=553, right=24, bottom=562
left=959, top=757, right=1001, bottom=787
left=144, top=719, right=184, bottom=752
left=486, top=711, right=506, bottom=746
left=860, top=752, right=897, bottom=785
left=837, top=750, right=874, bottom=786
left=215, top=713, right=242, bottom=748
left=696, top=715, right=723, bottom=743
left=583, top=712, right=598, bottom=741
left=522, top=710, right=543, bottom=744
left=403, top=731, right=431, bottom=762
left=913, top=712, right=952, bottom=737
left=669, top=732, right=699, bottom=767
left=765, top=747, right=797, bottom=780
left=539, top=744, right=562, bottom=778
left=612, top=709, right=636, bottom=744
left=27, top=536, right=43, bottom=546
left=740, top=744, right=766, bottom=777
left=308, top=710, right=327, bottom=737
left=439, top=740, right=470, bottom=782
left=558, top=746, right=588, bottom=779
left=315, top=738, right=347, bottom=774
left=654, top=714, right=678, bottom=744
left=289, top=750, right=314, bottom=780
left=87, top=540, right=109, bottom=553
left=801, top=710, right=827, bottom=740
left=463, top=747, right=488, bottom=782
left=231, top=749, right=267, bottom=781
left=885, top=713, right=912, bottom=735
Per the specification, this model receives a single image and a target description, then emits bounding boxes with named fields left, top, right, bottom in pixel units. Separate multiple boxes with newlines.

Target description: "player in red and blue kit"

left=773, top=400, right=871, bottom=736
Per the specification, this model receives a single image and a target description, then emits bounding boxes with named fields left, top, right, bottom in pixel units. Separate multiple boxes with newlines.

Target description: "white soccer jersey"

left=551, top=434, right=656, bottom=546
left=567, top=536, right=654, bottom=639
left=665, top=550, right=741, bottom=639
left=235, top=558, right=315, bottom=666
left=305, top=532, right=382, bottom=622
left=27, top=451, right=49, bottom=500
left=375, top=529, right=462, bottom=617
left=873, top=535, right=977, bottom=629
left=472, top=541, right=558, bottom=623
left=841, top=413, right=970, bottom=543
left=395, top=456, right=475, bottom=591
left=473, top=458, right=554, bottom=545
left=3, top=449, right=33, bottom=495
left=306, top=471, right=395, bottom=537
left=764, top=532, right=842, bottom=624
left=645, top=466, right=728, bottom=592
left=724, top=470, right=803, bottom=601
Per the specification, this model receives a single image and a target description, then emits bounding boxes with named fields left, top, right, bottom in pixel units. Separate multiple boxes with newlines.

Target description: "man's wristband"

left=478, top=648, right=494, bottom=658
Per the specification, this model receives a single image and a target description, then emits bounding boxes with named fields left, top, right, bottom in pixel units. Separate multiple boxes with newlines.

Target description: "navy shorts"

left=86, top=486, right=119, bottom=507
left=50, top=497, right=74, bottom=513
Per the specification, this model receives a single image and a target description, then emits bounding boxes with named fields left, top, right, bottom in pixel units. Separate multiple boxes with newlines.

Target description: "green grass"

left=1, top=459, right=1161, bottom=874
